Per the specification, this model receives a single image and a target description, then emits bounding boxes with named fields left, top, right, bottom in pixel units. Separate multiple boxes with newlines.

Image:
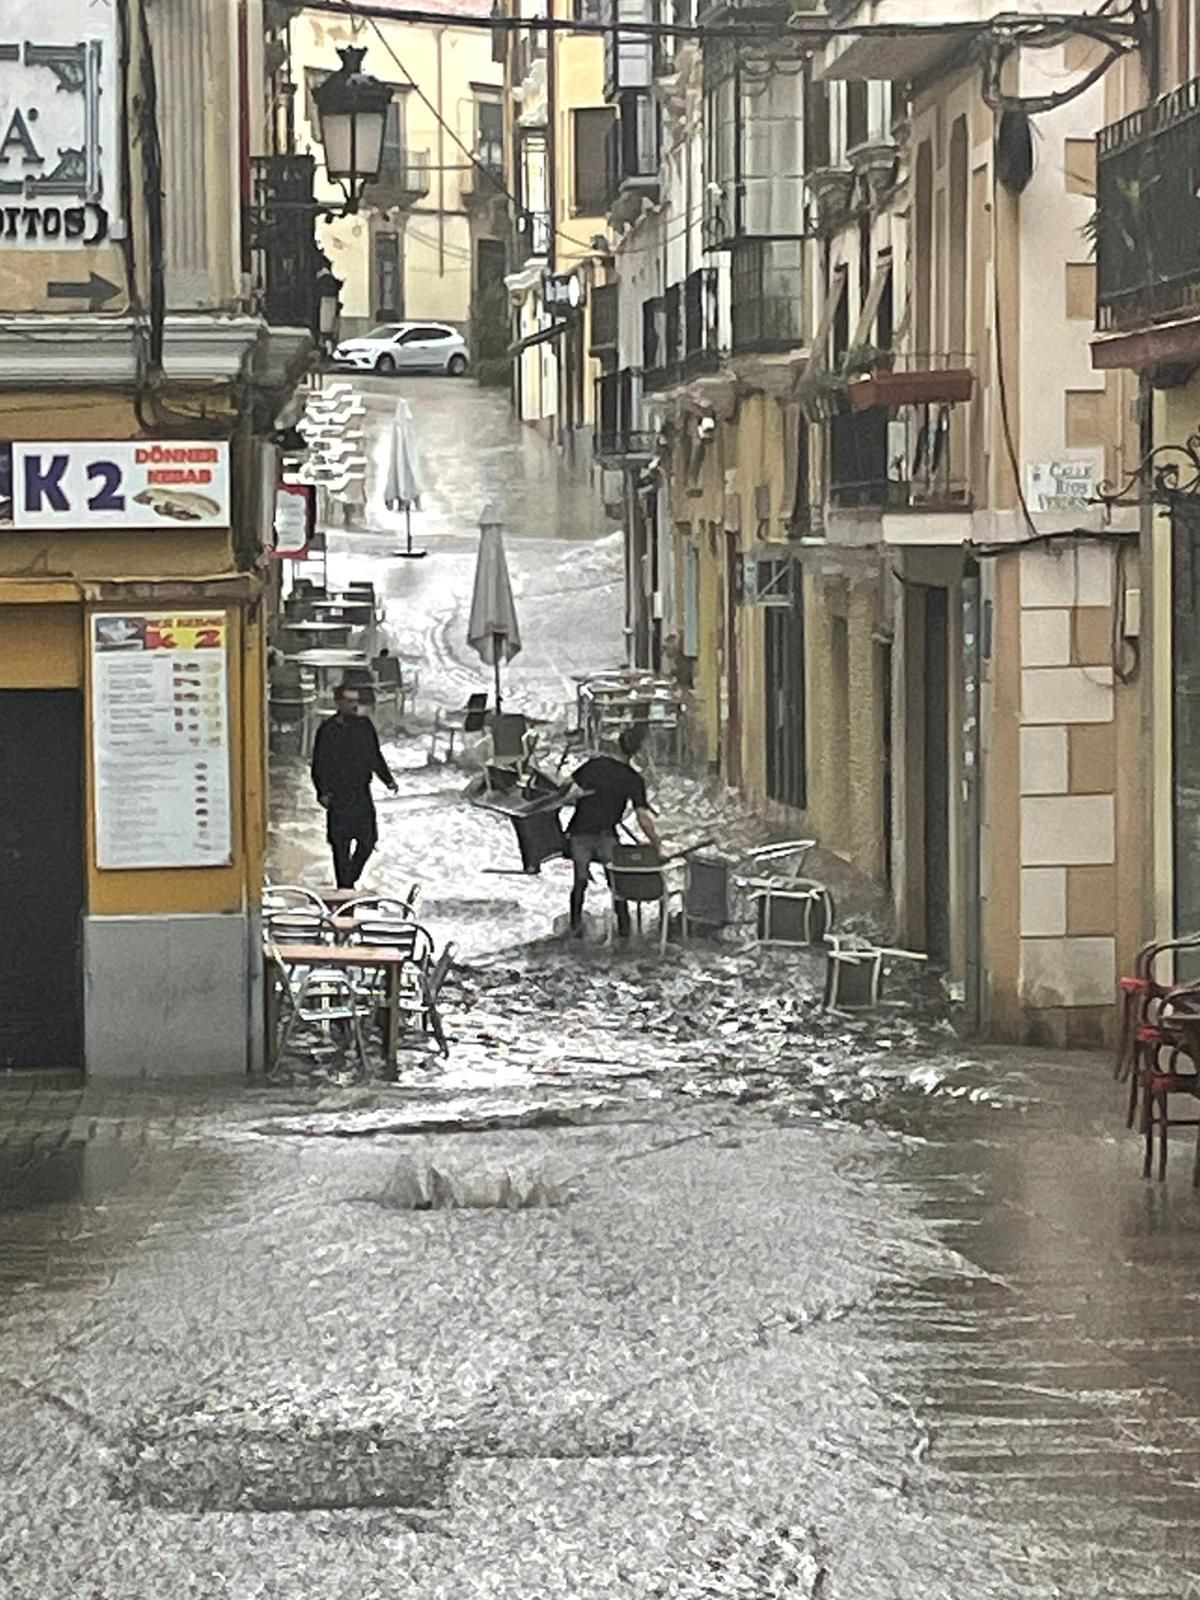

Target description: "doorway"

left=724, top=531, right=742, bottom=788
left=764, top=572, right=807, bottom=810
left=374, top=232, right=403, bottom=321
left=0, top=690, right=84, bottom=1068
left=923, top=587, right=951, bottom=962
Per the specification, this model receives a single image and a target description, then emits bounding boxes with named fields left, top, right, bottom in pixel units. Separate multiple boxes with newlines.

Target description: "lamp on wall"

left=312, top=47, right=392, bottom=213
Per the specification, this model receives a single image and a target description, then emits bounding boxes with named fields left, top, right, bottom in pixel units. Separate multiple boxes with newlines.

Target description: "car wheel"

left=447, top=353, right=468, bottom=377
left=376, top=354, right=397, bottom=375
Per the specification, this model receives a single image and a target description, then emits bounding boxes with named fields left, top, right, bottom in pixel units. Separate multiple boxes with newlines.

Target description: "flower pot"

left=847, top=367, right=974, bottom=411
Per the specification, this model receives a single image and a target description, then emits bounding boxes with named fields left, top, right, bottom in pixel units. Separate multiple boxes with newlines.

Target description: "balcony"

left=590, top=281, right=619, bottom=356
left=1095, top=78, right=1200, bottom=362
left=683, top=267, right=720, bottom=373
left=606, top=91, right=661, bottom=226
left=643, top=284, right=683, bottom=391
left=603, top=0, right=652, bottom=101
left=702, top=56, right=808, bottom=248
left=730, top=239, right=806, bottom=356
left=595, top=367, right=656, bottom=463
left=821, top=0, right=992, bottom=84
left=367, top=147, right=431, bottom=210
left=248, top=154, right=320, bottom=335
left=462, top=141, right=505, bottom=208
left=829, top=400, right=972, bottom=513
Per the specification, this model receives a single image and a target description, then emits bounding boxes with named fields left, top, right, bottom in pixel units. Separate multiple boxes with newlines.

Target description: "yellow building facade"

left=0, top=0, right=309, bottom=1076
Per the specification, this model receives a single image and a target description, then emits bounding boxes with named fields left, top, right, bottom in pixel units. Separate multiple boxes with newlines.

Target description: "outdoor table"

left=283, top=619, right=353, bottom=650
left=287, top=648, right=369, bottom=698
left=266, top=940, right=421, bottom=1071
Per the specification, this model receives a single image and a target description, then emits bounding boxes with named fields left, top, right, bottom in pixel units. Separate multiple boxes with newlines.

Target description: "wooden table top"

left=267, top=941, right=417, bottom=968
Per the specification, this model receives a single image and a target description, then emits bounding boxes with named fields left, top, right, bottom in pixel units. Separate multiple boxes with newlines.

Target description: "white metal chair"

left=735, top=840, right=836, bottom=947
left=605, top=845, right=675, bottom=954
left=823, top=936, right=928, bottom=1010
left=275, top=965, right=371, bottom=1078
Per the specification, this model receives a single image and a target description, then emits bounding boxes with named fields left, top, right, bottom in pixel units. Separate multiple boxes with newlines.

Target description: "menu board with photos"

left=90, top=612, right=232, bottom=869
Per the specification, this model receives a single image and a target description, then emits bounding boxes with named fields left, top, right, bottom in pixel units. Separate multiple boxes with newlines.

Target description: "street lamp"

left=312, top=47, right=392, bottom=213
left=315, top=264, right=342, bottom=348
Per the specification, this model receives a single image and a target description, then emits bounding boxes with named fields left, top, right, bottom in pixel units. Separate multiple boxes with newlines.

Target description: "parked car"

left=333, top=322, right=470, bottom=376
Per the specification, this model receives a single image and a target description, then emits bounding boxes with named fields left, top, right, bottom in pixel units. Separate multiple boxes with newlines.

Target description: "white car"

left=333, top=322, right=470, bottom=376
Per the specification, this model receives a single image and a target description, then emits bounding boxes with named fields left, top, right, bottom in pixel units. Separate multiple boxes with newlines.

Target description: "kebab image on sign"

left=133, top=487, right=221, bottom=522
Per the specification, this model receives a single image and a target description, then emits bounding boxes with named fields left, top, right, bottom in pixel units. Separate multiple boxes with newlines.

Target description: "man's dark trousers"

left=328, top=794, right=378, bottom=888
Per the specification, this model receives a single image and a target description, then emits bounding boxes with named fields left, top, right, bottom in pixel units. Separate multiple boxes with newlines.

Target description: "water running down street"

left=3, top=382, right=1200, bottom=1598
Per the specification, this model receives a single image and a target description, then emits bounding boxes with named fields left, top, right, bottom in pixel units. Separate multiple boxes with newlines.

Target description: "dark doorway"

left=0, top=690, right=84, bottom=1067
left=923, top=588, right=951, bottom=962
left=764, top=573, right=807, bottom=809
left=476, top=237, right=506, bottom=291
left=374, top=232, right=403, bottom=321
left=879, top=639, right=893, bottom=888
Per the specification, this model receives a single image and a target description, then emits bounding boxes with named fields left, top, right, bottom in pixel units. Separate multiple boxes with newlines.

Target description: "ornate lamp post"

left=312, top=47, right=392, bottom=214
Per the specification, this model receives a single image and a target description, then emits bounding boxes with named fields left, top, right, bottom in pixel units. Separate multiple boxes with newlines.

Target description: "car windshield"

left=361, top=326, right=404, bottom=341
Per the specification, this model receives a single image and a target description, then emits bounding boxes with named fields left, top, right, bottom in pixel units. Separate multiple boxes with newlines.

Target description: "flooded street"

left=3, top=381, right=1199, bottom=1596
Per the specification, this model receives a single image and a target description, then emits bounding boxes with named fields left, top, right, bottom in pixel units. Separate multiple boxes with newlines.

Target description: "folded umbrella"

left=467, top=508, right=521, bottom=713
left=384, top=399, right=426, bottom=558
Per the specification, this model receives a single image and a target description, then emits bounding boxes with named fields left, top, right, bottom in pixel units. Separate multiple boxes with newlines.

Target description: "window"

left=573, top=107, right=614, bottom=214
left=846, top=81, right=869, bottom=153
left=574, top=0, right=604, bottom=17
left=476, top=98, right=503, bottom=165
left=804, top=62, right=830, bottom=172
left=374, top=235, right=402, bottom=321
left=380, top=94, right=405, bottom=169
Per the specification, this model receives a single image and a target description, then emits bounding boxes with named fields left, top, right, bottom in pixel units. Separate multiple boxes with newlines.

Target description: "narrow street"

left=3, top=381, right=1199, bottom=1597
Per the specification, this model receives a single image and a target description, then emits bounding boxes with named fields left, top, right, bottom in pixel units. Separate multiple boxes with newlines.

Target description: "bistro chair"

left=395, top=941, right=457, bottom=1058
left=431, top=692, right=489, bottom=761
left=823, top=937, right=928, bottom=1010
left=1133, top=982, right=1200, bottom=1183
left=346, top=919, right=436, bottom=1036
left=1114, top=932, right=1200, bottom=1085
left=605, top=843, right=675, bottom=954
left=268, top=663, right=318, bottom=758
left=263, top=883, right=328, bottom=915
left=275, top=964, right=371, bottom=1079
left=337, top=888, right=422, bottom=924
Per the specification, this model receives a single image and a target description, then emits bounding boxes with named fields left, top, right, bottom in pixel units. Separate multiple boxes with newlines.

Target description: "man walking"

left=311, top=682, right=398, bottom=888
left=566, top=725, right=663, bottom=938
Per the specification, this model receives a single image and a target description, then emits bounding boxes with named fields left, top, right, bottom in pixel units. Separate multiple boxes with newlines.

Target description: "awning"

left=508, top=320, right=570, bottom=357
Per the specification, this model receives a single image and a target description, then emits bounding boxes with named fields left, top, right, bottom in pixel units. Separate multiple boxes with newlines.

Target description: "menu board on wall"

left=91, top=612, right=233, bottom=870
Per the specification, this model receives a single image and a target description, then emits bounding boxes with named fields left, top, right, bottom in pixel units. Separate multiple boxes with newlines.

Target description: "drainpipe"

left=437, top=27, right=446, bottom=278
left=962, top=557, right=982, bottom=1034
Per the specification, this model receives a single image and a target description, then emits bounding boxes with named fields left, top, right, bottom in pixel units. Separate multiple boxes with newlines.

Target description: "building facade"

left=0, top=0, right=312, bottom=1077
left=592, top=0, right=1153, bottom=1043
left=291, top=0, right=506, bottom=335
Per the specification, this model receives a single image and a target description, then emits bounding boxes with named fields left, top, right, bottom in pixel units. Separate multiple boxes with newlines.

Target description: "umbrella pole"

left=405, top=503, right=412, bottom=556
left=493, top=642, right=503, bottom=715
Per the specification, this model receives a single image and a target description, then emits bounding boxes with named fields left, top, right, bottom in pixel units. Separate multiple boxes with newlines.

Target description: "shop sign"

left=0, top=441, right=231, bottom=529
left=270, top=482, right=315, bottom=558
left=0, top=5, right=119, bottom=247
left=91, top=611, right=233, bottom=870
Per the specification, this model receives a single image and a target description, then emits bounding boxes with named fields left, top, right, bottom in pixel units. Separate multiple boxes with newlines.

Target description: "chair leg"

left=1142, top=1088, right=1156, bottom=1179
left=1160, top=1096, right=1170, bottom=1183
left=659, top=895, right=669, bottom=955
left=1192, top=1121, right=1200, bottom=1189
left=350, top=1001, right=369, bottom=1081
left=277, top=976, right=307, bottom=1060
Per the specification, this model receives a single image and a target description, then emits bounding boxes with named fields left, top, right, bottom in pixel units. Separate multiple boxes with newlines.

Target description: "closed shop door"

left=0, top=690, right=84, bottom=1068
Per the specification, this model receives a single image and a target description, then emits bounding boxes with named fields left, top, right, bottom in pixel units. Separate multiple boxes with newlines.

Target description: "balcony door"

left=374, top=232, right=403, bottom=322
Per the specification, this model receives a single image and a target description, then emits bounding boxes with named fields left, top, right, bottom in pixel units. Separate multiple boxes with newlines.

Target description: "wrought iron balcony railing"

left=595, top=367, right=656, bottom=462
left=1097, top=76, right=1200, bottom=333
left=829, top=400, right=972, bottom=512
left=248, top=154, right=321, bottom=335
left=683, top=267, right=720, bottom=372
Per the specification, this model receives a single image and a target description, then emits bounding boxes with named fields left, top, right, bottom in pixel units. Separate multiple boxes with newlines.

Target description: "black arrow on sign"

left=47, top=272, right=121, bottom=311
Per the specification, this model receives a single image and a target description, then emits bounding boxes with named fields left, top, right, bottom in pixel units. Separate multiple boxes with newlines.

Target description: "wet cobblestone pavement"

left=4, top=385, right=1200, bottom=1594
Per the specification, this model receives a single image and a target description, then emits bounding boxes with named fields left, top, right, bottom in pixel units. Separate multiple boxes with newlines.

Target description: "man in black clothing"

left=310, top=683, right=398, bottom=888
left=566, top=725, right=663, bottom=937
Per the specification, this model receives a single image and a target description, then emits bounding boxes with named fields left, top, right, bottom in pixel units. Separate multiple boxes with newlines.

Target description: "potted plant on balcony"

left=848, top=352, right=974, bottom=412
left=797, top=362, right=852, bottom=423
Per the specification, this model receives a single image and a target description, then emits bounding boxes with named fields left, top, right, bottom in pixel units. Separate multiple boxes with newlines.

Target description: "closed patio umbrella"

left=384, top=398, right=425, bottom=558
left=467, top=504, right=521, bottom=712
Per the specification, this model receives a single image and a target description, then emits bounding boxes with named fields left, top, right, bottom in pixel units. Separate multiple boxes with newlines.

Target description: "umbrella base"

left=391, top=550, right=428, bottom=559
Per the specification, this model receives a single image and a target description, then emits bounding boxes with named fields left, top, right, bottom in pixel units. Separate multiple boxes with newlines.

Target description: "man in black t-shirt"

left=566, top=725, right=663, bottom=937
left=311, top=683, right=398, bottom=887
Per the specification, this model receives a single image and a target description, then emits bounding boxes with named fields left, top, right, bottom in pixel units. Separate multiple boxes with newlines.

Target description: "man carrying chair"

left=564, top=725, right=663, bottom=939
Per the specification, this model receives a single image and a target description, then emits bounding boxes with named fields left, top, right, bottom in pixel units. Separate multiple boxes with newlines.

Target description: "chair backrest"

left=264, top=884, right=326, bottom=913
left=265, top=907, right=335, bottom=944
left=463, top=692, right=489, bottom=732
left=339, top=893, right=418, bottom=922
left=750, top=839, right=817, bottom=881
left=372, top=655, right=404, bottom=687
left=609, top=843, right=664, bottom=902
left=350, top=920, right=435, bottom=963
left=489, top=712, right=528, bottom=761
left=424, top=942, right=457, bottom=1003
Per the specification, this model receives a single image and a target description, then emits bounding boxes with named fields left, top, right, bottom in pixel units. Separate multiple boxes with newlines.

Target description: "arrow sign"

left=47, top=272, right=121, bottom=312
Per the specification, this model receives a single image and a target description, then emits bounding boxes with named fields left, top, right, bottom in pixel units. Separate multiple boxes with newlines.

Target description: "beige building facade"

left=291, top=0, right=506, bottom=335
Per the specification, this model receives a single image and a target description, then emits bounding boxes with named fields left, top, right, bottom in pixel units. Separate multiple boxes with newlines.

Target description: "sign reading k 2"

left=6, top=442, right=232, bottom=530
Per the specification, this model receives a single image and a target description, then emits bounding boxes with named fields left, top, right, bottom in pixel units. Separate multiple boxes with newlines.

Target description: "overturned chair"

left=737, top=839, right=836, bottom=948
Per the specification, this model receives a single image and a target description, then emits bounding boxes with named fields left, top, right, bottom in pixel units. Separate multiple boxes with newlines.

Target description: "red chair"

left=1135, top=985, right=1200, bottom=1183
left=1116, top=933, right=1200, bottom=1089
